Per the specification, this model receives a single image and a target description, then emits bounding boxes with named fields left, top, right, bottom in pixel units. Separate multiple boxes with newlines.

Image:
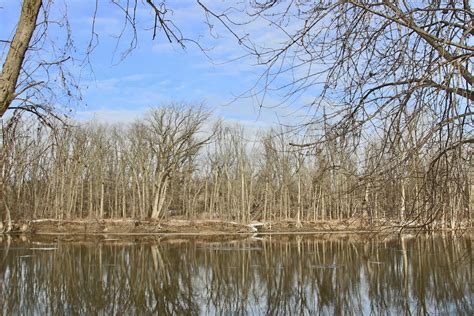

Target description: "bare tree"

left=202, top=0, right=472, bottom=148
left=199, top=0, right=473, bottom=225
left=137, top=104, right=211, bottom=219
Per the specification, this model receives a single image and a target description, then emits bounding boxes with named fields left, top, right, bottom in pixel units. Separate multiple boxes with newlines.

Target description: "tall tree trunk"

left=296, top=172, right=302, bottom=227
left=0, top=0, right=42, bottom=117
left=263, top=182, right=268, bottom=221
left=0, top=122, right=11, bottom=232
left=400, top=180, right=406, bottom=223
left=363, top=184, right=370, bottom=218
left=151, top=177, right=168, bottom=220
left=99, top=181, right=105, bottom=219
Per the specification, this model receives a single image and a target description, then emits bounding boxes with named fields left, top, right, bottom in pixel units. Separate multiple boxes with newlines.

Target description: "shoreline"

left=2, top=218, right=472, bottom=236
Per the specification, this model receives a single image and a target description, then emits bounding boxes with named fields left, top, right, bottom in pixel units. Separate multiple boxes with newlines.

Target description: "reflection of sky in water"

left=0, top=234, right=472, bottom=315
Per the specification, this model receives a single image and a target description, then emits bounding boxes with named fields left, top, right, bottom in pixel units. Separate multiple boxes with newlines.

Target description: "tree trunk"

left=99, top=181, right=105, bottom=218
left=0, top=123, right=11, bottom=232
left=151, top=177, right=168, bottom=220
left=0, top=0, right=42, bottom=117
left=296, top=172, right=302, bottom=227
left=263, top=182, right=268, bottom=221
left=400, top=180, right=406, bottom=223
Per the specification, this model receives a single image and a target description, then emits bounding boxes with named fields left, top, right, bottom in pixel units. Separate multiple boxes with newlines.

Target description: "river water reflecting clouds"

left=0, top=233, right=472, bottom=315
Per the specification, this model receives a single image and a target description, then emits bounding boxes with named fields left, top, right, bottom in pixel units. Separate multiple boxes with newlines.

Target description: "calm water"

left=0, top=233, right=472, bottom=315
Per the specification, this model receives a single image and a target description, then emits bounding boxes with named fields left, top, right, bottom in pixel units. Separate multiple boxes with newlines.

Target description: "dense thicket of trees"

left=2, top=105, right=472, bottom=229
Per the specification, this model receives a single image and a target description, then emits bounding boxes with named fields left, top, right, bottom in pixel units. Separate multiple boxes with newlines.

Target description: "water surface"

left=0, top=233, right=472, bottom=315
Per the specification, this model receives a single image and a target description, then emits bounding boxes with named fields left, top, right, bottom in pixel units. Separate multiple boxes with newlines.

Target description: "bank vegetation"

left=2, top=103, right=472, bottom=232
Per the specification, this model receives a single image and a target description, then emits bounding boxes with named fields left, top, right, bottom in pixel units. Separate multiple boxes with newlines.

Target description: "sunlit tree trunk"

left=0, top=0, right=42, bottom=117
left=400, top=180, right=406, bottom=223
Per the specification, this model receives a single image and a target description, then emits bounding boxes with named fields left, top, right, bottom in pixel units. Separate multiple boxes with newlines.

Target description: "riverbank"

left=2, top=218, right=472, bottom=235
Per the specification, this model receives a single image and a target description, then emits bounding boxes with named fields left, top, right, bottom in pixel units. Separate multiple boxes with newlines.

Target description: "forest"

left=3, top=103, right=472, bottom=229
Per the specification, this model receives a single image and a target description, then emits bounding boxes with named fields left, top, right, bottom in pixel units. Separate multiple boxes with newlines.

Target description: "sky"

left=0, top=0, right=316, bottom=128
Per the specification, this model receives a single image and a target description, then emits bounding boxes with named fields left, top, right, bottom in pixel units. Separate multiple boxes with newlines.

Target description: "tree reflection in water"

left=0, top=234, right=472, bottom=315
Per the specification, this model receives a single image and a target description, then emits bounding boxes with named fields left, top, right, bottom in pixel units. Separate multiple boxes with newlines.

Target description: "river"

left=0, top=233, right=472, bottom=315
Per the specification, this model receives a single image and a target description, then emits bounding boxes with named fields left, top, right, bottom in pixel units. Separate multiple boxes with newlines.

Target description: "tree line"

left=2, top=103, right=472, bottom=228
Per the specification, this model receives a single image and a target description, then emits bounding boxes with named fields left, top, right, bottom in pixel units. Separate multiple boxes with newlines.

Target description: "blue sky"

left=0, top=0, right=316, bottom=128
